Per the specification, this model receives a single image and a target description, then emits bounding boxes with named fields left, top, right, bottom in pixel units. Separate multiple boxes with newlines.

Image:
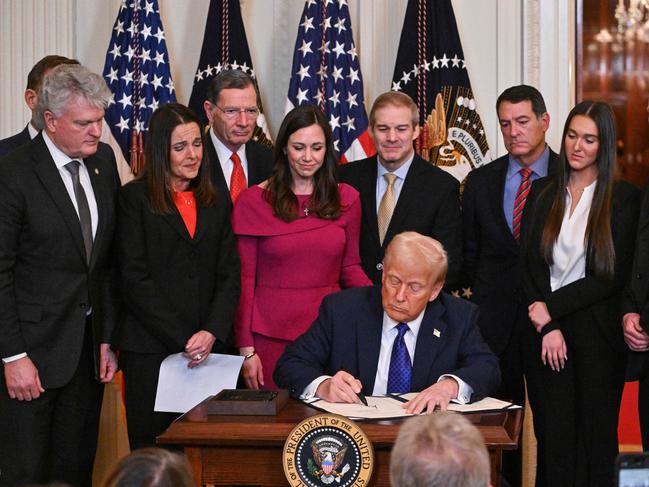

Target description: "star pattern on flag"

left=286, top=0, right=374, bottom=161
left=102, top=0, right=176, bottom=159
left=391, top=52, right=466, bottom=92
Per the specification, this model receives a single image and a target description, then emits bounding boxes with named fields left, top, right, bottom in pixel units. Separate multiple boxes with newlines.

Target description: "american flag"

left=392, top=0, right=490, bottom=183
left=102, top=0, right=176, bottom=175
left=286, top=0, right=374, bottom=163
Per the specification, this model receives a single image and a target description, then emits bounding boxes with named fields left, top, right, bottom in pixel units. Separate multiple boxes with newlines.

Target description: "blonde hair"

left=369, top=91, right=419, bottom=127
left=390, top=413, right=490, bottom=487
left=384, top=232, right=448, bottom=285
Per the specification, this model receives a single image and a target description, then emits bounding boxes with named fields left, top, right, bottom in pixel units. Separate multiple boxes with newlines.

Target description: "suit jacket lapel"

left=356, top=287, right=384, bottom=393
left=205, top=135, right=229, bottom=198
left=493, top=159, right=518, bottom=247
left=85, top=155, right=108, bottom=268
left=359, top=159, right=380, bottom=250
left=162, top=207, right=193, bottom=243
left=245, top=142, right=264, bottom=187
left=32, top=137, right=87, bottom=264
left=193, top=205, right=208, bottom=243
left=411, top=299, right=447, bottom=391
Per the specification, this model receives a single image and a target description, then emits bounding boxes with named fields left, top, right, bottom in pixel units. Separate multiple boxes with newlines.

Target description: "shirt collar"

left=376, top=152, right=415, bottom=181
left=210, top=127, right=245, bottom=162
left=28, top=123, right=39, bottom=139
left=506, top=145, right=550, bottom=181
left=382, top=307, right=426, bottom=337
left=42, top=131, right=80, bottom=170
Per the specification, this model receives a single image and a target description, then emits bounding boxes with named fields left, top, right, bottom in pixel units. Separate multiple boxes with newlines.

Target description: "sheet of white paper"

left=306, top=395, right=521, bottom=419
left=154, top=353, right=244, bottom=413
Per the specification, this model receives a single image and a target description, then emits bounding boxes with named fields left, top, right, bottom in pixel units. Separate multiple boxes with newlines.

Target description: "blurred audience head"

left=390, top=412, right=491, bottom=487
left=101, top=448, right=195, bottom=487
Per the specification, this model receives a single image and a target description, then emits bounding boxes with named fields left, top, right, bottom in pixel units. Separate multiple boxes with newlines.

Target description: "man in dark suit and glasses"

left=0, top=55, right=79, bottom=158
left=461, top=84, right=556, bottom=486
left=339, top=91, right=462, bottom=288
left=202, top=69, right=273, bottom=207
left=0, top=64, right=119, bottom=487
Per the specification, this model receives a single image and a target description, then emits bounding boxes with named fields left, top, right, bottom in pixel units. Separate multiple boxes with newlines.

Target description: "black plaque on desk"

left=206, top=389, right=289, bottom=416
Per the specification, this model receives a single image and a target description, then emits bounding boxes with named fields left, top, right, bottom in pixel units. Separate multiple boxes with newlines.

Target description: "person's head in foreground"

left=101, top=448, right=195, bottom=487
left=390, top=413, right=491, bottom=487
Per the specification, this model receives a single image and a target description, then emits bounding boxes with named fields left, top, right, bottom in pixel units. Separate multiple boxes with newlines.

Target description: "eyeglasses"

left=214, top=105, right=260, bottom=119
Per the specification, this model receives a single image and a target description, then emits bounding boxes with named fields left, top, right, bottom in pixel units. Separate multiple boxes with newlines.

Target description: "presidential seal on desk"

left=283, top=413, right=374, bottom=486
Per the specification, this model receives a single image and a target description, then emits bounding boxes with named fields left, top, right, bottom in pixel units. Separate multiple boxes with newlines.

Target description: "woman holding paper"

left=520, top=101, right=640, bottom=487
left=117, top=103, right=240, bottom=449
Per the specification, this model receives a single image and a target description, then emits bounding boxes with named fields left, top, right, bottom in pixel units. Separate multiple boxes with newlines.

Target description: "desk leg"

left=185, top=447, right=204, bottom=487
left=490, top=449, right=502, bottom=487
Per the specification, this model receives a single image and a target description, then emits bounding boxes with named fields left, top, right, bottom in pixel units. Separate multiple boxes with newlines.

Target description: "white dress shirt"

left=210, top=128, right=249, bottom=189
left=301, top=309, right=473, bottom=403
left=2, top=132, right=99, bottom=364
left=375, top=154, right=415, bottom=212
left=550, top=181, right=597, bottom=292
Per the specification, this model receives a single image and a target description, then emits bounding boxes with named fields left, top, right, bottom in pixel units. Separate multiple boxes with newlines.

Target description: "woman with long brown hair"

left=232, top=105, right=371, bottom=390
left=520, top=100, right=640, bottom=487
left=117, top=103, right=240, bottom=449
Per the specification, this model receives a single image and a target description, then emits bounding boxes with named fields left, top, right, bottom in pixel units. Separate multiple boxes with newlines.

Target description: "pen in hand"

left=340, top=364, right=369, bottom=406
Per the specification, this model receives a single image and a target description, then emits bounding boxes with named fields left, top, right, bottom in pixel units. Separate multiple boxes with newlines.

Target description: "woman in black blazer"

left=117, top=104, right=240, bottom=450
left=520, top=101, right=640, bottom=487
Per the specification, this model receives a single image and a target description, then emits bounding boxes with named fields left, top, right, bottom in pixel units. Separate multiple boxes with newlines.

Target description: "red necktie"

left=229, top=152, right=246, bottom=204
left=512, top=168, right=533, bottom=242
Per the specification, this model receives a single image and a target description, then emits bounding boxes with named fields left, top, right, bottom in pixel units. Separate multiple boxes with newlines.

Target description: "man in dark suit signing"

left=0, top=55, right=79, bottom=158
left=274, top=232, right=499, bottom=414
left=202, top=69, right=273, bottom=207
left=461, top=85, right=556, bottom=486
left=0, top=64, right=119, bottom=486
left=339, top=91, right=461, bottom=287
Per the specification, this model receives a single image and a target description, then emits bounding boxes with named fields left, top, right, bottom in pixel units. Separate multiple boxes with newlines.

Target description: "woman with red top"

left=233, top=105, right=371, bottom=390
left=117, top=103, right=240, bottom=449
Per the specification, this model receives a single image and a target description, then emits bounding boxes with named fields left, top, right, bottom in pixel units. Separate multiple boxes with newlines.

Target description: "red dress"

left=232, top=183, right=371, bottom=388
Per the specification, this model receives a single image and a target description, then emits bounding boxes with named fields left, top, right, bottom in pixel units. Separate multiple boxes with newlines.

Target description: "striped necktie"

left=512, top=167, right=533, bottom=242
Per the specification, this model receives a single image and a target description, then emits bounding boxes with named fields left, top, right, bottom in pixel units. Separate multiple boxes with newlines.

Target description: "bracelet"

left=243, top=351, right=257, bottom=361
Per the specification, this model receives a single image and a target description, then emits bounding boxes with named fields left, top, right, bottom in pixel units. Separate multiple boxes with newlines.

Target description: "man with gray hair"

left=275, top=232, right=499, bottom=413
left=0, top=64, right=119, bottom=486
left=202, top=69, right=272, bottom=206
left=390, top=412, right=492, bottom=487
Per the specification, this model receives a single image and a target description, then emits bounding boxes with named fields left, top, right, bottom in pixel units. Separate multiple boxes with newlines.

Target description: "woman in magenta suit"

left=232, top=105, right=371, bottom=389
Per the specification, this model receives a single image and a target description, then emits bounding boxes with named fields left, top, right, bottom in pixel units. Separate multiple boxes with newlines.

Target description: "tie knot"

left=231, top=152, right=241, bottom=165
left=396, top=322, right=410, bottom=338
left=65, top=160, right=81, bottom=176
left=519, top=167, right=533, bottom=180
left=384, top=173, right=397, bottom=186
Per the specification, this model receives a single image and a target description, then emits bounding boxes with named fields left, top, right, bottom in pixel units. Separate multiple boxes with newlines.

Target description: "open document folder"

left=154, top=353, right=244, bottom=413
left=303, top=394, right=521, bottom=420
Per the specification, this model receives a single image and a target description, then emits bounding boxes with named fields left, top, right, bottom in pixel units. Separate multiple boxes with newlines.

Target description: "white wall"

left=0, top=0, right=575, bottom=157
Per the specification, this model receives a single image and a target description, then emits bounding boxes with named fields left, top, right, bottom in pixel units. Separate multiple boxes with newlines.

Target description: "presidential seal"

left=283, top=414, right=374, bottom=486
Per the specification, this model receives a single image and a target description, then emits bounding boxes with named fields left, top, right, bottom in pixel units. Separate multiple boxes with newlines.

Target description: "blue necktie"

left=387, top=323, right=412, bottom=394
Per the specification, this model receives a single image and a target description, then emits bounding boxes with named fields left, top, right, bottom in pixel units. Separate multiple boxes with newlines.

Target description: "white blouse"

left=550, top=180, right=597, bottom=292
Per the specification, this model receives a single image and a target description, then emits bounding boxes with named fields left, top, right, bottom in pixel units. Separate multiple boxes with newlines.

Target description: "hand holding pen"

left=315, top=369, right=369, bottom=405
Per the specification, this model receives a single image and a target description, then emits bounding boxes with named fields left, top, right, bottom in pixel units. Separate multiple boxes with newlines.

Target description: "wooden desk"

left=158, top=398, right=522, bottom=487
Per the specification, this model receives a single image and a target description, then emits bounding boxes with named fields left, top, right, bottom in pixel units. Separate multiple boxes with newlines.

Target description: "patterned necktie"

left=229, top=152, right=246, bottom=204
left=387, top=323, right=412, bottom=394
left=64, top=160, right=93, bottom=264
left=377, top=173, right=397, bottom=245
left=512, top=167, right=533, bottom=242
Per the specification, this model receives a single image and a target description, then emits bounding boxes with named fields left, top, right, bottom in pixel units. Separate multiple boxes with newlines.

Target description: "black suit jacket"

left=0, top=125, right=31, bottom=158
left=339, top=155, right=462, bottom=286
left=274, top=286, right=500, bottom=399
left=116, top=180, right=241, bottom=354
left=461, top=151, right=558, bottom=353
left=623, top=183, right=649, bottom=379
left=0, top=134, right=119, bottom=388
left=521, top=176, right=640, bottom=351
left=204, top=132, right=273, bottom=209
